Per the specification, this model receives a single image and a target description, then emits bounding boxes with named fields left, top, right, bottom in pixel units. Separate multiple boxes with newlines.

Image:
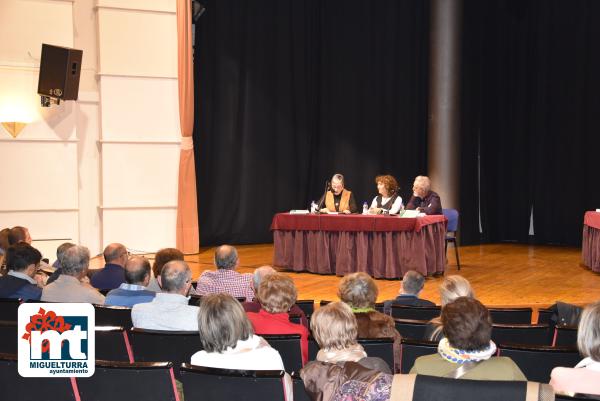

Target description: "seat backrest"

left=404, top=374, right=552, bottom=401
left=95, top=326, right=132, bottom=362
left=188, top=294, right=202, bottom=306
left=442, top=209, right=459, bottom=232
left=394, top=319, right=429, bottom=340
left=391, top=305, right=441, bottom=321
left=294, top=300, right=314, bottom=318
left=357, top=337, right=394, bottom=372
left=76, top=360, right=178, bottom=401
left=498, top=344, right=581, bottom=382
left=537, top=308, right=554, bottom=325
left=556, top=393, right=600, bottom=401
left=399, top=339, right=438, bottom=373
left=554, top=324, right=578, bottom=347
left=291, top=372, right=312, bottom=401
left=180, top=363, right=286, bottom=401
left=0, top=320, right=17, bottom=354
left=308, top=337, right=319, bottom=361
left=0, top=298, right=21, bottom=321
left=262, top=334, right=303, bottom=373
left=128, top=328, right=200, bottom=378
left=491, top=323, right=551, bottom=346
left=488, top=308, right=533, bottom=324
left=94, top=305, right=133, bottom=330
left=0, top=352, right=76, bottom=401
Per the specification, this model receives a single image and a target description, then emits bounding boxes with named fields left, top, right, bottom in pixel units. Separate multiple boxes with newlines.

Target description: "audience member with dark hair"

left=246, top=273, right=310, bottom=365
left=338, top=272, right=402, bottom=371
left=42, top=245, right=105, bottom=304
left=242, top=265, right=309, bottom=328
left=105, top=256, right=155, bottom=307
left=0, top=243, right=43, bottom=300
left=311, top=301, right=391, bottom=373
left=90, top=243, right=128, bottom=290
left=132, top=260, right=198, bottom=330
left=194, top=245, right=254, bottom=300
left=427, top=275, right=475, bottom=341
left=411, top=297, right=526, bottom=380
left=550, top=300, right=600, bottom=396
left=146, top=247, right=184, bottom=292
left=383, top=270, right=435, bottom=314
left=46, top=242, right=75, bottom=285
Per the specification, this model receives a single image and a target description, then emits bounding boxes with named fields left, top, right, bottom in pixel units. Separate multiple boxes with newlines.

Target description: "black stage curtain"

left=193, top=0, right=430, bottom=245
left=459, top=0, right=600, bottom=246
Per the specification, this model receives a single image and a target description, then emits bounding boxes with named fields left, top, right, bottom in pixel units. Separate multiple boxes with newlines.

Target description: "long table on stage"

left=583, top=211, right=600, bottom=272
left=271, top=213, right=447, bottom=279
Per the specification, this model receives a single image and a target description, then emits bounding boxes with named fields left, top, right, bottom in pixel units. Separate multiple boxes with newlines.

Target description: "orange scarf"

left=325, top=190, right=351, bottom=212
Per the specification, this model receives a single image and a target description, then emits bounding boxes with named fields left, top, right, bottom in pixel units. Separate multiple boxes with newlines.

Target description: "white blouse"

left=370, top=195, right=403, bottom=214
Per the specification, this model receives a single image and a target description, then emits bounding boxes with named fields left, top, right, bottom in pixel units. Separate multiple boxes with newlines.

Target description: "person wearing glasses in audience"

left=318, top=173, right=358, bottom=214
left=369, top=174, right=403, bottom=215
left=406, top=175, right=442, bottom=215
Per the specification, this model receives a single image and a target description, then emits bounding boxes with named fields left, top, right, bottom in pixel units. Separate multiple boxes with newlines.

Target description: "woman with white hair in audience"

left=411, top=297, right=526, bottom=380
left=550, top=300, right=600, bottom=396
left=191, top=293, right=292, bottom=398
left=338, top=272, right=402, bottom=371
left=426, top=275, right=475, bottom=341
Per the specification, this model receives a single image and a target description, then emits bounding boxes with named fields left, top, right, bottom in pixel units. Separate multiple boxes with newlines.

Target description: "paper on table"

left=290, top=210, right=310, bottom=214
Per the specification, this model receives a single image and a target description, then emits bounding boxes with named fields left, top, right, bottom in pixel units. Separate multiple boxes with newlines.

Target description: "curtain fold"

left=176, top=0, right=199, bottom=253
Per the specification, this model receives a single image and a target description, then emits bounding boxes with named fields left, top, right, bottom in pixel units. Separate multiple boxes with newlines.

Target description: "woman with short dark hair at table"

left=369, top=174, right=403, bottom=215
left=318, top=173, right=358, bottom=214
left=406, top=175, right=443, bottom=215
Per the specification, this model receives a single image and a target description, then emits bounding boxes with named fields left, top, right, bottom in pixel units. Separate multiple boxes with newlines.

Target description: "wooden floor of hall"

left=159, top=243, right=600, bottom=310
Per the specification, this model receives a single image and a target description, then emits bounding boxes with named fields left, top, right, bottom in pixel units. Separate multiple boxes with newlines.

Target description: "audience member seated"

left=105, top=256, right=156, bottom=307
left=132, top=260, right=198, bottom=331
left=242, top=265, right=309, bottom=328
left=246, top=273, right=310, bottom=365
left=0, top=228, right=10, bottom=271
left=311, top=301, right=391, bottom=373
left=383, top=270, right=435, bottom=314
left=7, top=226, right=32, bottom=246
left=46, top=242, right=75, bottom=285
left=42, top=245, right=105, bottom=304
left=338, top=272, right=402, bottom=371
left=550, top=300, right=600, bottom=396
left=147, top=247, right=184, bottom=292
left=0, top=243, right=43, bottom=300
left=427, top=275, right=475, bottom=341
left=411, top=297, right=526, bottom=380
left=90, top=243, right=128, bottom=290
left=194, top=245, right=254, bottom=301
left=406, top=175, right=443, bottom=215
left=191, top=293, right=293, bottom=397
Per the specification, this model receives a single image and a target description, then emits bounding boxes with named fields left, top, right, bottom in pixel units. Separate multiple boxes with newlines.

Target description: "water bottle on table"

left=362, top=202, right=369, bottom=215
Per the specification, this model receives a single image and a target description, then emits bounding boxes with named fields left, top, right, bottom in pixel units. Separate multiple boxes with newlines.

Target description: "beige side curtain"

left=176, top=0, right=199, bottom=253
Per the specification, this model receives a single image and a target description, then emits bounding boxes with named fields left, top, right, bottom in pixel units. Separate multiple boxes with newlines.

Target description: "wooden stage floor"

left=129, top=243, right=599, bottom=311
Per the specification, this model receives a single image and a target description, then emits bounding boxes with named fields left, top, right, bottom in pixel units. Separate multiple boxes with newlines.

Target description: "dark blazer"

left=0, top=274, right=42, bottom=300
left=90, top=263, right=126, bottom=290
left=406, top=191, right=443, bottom=215
left=383, top=295, right=436, bottom=315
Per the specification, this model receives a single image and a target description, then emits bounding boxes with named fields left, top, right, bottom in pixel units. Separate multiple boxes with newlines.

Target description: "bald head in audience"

left=159, top=260, right=192, bottom=296
left=8, top=226, right=31, bottom=246
left=103, top=243, right=128, bottom=267
left=125, top=256, right=151, bottom=287
left=214, top=245, right=239, bottom=270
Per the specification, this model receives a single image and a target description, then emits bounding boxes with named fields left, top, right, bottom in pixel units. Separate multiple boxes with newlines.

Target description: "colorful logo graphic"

left=18, top=303, right=95, bottom=377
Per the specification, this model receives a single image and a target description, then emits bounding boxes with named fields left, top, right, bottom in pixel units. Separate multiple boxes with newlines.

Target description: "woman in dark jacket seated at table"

left=338, top=272, right=402, bottom=372
left=411, top=297, right=526, bottom=380
left=406, top=175, right=442, bottom=215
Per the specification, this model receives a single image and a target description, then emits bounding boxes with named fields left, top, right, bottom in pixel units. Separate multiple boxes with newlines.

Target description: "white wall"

left=0, top=0, right=181, bottom=256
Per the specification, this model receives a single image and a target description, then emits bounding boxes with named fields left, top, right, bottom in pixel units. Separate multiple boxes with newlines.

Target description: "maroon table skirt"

left=583, top=211, right=600, bottom=272
left=271, top=213, right=447, bottom=279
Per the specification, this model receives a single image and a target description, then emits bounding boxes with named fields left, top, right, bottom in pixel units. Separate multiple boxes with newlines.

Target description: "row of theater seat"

left=0, top=352, right=595, bottom=401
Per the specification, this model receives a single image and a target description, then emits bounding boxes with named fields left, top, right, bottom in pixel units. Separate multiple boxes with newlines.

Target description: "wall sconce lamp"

left=1, top=122, right=27, bottom=138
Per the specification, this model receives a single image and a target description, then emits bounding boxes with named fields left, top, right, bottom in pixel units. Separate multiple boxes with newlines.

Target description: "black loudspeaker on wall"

left=37, top=43, right=83, bottom=106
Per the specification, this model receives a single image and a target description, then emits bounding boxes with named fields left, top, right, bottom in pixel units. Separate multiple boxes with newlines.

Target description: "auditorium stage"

left=94, top=243, right=600, bottom=313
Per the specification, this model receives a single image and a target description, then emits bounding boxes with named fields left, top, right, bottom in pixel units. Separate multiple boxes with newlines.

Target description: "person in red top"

left=246, top=273, right=309, bottom=366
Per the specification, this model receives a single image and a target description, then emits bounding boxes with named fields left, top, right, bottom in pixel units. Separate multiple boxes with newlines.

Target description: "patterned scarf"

left=437, top=337, right=497, bottom=364
left=317, top=343, right=368, bottom=364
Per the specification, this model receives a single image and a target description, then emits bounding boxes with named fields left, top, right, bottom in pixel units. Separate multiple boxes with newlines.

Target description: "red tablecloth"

left=271, top=213, right=447, bottom=279
left=583, top=211, right=600, bottom=272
